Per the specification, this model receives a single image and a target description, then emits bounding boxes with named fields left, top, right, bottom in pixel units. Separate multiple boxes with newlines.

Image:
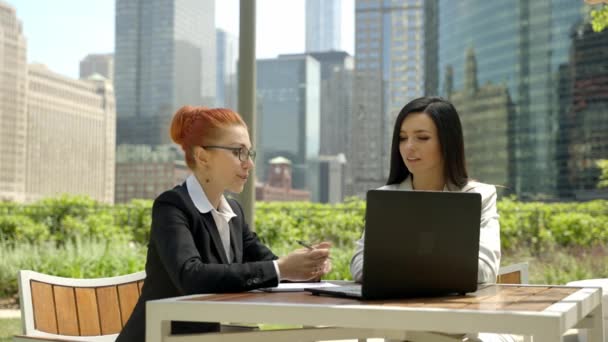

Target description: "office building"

left=256, top=55, right=321, bottom=192
left=216, top=29, right=238, bottom=108
left=309, top=154, right=347, bottom=203
left=26, top=65, right=116, bottom=203
left=350, top=0, right=426, bottom=196
left=429, top=0, right=605, bottom=199
left=114, top=0, right=216, bottom=146
left=79, top=53, right=114, bottom=80
left=306, top=0, right=342, bottom=52
left=114, top=145, right=188, bottom=203
left=558, top=22, right=608, bottom=200
left=255, top=157, right=311, bottom=202
left=308, top=51, right=354, bottom=157
left=0, top=1, right=27, bottom=202
left=449, top=48, right=515, bottom=190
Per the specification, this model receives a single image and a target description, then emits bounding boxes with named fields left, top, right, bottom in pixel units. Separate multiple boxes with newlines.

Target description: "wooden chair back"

left=497, top=262, right=529, bottom=284
left=16, top=270, right=145, bottom=341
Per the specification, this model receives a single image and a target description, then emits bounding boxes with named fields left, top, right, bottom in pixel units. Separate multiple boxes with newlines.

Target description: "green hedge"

left=0, top=194, right=607, bottom=295
left=1, top=195, right=607, bottom=252
left=0, top=239, right=145, bottom=297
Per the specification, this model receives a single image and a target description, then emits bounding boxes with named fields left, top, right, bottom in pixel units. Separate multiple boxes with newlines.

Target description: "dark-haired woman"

left=117, top=106, right=331, bottom=342
left=350, top=97, right=511, bottom=341
left=350, top=96, right=500, bottom=284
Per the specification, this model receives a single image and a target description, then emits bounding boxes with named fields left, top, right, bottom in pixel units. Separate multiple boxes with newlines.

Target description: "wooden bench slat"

left=117, top=282, right=140, bottom=326
left=137, top=280, right=144, bottom=295
left=498, top=271, right=521, bottom=284
left=96, top=286, right=122, bottom=334
left=30, top=281, right=58, bottom=334
left=53, top=286, right=80, bottom=335
left=74, top=287, right=101, bottom=336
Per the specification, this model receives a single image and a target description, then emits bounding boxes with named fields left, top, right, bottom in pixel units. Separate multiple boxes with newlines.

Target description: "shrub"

left=0, top=239, right=146, bottom=297
left=0, top=215, right=48, bottom=245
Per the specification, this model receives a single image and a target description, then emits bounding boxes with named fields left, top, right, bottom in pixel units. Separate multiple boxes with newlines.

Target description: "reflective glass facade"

left=428, top=0, right=606, bottom=199
left=350, top=0, right=425, bottom=196
left=115, top=0, right=215, bottom=146
left=256, top=55, right=321, bottom=191
left=306, top=0, right=342, bottom=52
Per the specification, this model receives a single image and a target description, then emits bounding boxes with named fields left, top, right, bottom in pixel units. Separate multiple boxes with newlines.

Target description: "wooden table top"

left=183, top=285, right=579, bottom=312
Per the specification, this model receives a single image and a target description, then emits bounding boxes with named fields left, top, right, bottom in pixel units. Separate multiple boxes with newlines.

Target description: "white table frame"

left=146, top=285, right=604, bottom=342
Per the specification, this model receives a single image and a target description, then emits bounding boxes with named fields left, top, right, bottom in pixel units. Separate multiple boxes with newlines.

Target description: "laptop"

left=307, top=189, right=482, bottom=300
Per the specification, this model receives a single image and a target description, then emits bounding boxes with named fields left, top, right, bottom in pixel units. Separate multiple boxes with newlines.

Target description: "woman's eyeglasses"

left=202, top=145, right=256, bottom=162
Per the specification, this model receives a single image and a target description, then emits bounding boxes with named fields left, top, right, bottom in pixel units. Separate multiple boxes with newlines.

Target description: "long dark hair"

left=386, top=96, right=469, bottom=188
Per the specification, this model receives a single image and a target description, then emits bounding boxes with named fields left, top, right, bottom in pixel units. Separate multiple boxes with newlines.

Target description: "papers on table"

left=259, top=281, right=340, bottom=292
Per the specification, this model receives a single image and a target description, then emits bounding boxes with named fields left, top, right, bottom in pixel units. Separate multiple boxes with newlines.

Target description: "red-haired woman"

left=117, top=106, right=332, bottom=342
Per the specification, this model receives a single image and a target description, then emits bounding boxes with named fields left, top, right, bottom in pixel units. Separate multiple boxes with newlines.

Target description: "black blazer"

left=116, top=183, right=279, bottom=342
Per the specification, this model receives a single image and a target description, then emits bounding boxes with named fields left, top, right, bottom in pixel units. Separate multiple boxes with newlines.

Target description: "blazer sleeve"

left=476, top=184, right=501, bottom=284
left=150, top=191, right=279, bottom=295
left=230, top=199, right=278, bottom=263
left=350, top=232, right=365, bottom=283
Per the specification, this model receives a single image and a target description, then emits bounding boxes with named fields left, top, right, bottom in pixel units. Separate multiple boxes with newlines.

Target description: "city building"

left=309, top=154, right=347, bottom=203
left=115, top=145, right=189, bottom=203
left=280, top=51, right=353, bottom=157
left=428, top=0, right=606, bottom=199
left=256, top=55, right=321, bottom=192
left=216, top=29, right=238, bottom=108
left=114, top=0, right=216, bottom=146
left=448, top=48, right=515, bottom=191
left=79, top=53, right=114, bottom=80
left=350, top=0, right=426, bottom=196
left=308, top=51, right=354, bottom=157
left=26, top=65, right=116, bottom=203
left=255, top=157, right=310, bottom=202
left=558, top=23, right=608, bottom=200
left=0, top=1, right=27, bottom=202
left=305, top=0, right=342, bottom=52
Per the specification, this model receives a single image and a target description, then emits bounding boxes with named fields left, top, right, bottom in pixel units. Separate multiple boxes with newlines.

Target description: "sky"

left=7, top=0, right=354, bottom=79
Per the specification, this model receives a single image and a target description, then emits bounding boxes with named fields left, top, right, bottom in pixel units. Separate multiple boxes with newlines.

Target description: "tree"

left=586, top=1, right=608, bottom=32
left=597, top=159, right=608, bottom=188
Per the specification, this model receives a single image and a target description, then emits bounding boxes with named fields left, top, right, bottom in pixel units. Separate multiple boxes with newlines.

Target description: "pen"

left=296, top=239, right=314, bottom=250
left=296, top=240, right=332, bottom=259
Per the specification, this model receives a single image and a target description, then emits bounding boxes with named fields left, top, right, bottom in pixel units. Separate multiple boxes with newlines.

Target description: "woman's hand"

left=277, top=241, right=332, bottom=281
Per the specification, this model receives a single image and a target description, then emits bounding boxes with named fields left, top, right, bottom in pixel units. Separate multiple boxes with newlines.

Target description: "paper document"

left=259, top=282, right=340, bottom=292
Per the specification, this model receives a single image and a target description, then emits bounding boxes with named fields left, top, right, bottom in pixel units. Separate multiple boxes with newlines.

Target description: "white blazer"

left=350, top=175, right=502, bottom=284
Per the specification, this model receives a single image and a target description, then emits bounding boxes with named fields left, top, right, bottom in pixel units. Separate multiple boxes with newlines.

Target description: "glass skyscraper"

left=306, top=0, right=342, bottom=52
left=428, top=0, right=605, bottom=199
left=350, top=0, right=425, bottom=196
left=256, top=55, right=321, bottom=191
left=114, top=0, right=216, bottom=146
left=216, top=29, right=238, bottom=109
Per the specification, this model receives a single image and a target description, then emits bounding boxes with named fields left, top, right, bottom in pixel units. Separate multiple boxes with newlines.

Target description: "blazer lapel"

left=200, top=212, right=230, bottom=264
left=229, top=219, right=243, bottom=263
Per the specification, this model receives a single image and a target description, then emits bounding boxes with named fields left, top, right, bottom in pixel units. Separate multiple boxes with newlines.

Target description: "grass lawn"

left=0, top=319, right=20, bottom=341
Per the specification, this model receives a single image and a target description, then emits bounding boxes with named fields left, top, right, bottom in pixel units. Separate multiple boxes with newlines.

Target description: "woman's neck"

left=411, top=173, right=445, bottom=191
left=194, top=173, right=221, bottom=209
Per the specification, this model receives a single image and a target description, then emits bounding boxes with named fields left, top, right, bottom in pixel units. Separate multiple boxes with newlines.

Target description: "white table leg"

left=146, top=307, right=170, bottom=342
left=582, top=304, right=605, bottom=342
left=532, top=332, right=564, bottom=342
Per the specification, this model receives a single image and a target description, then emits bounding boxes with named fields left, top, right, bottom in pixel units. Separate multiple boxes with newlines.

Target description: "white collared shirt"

left=185, top=175, right=281, bottom=279
left=186, top=175, right=236, bottom=262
